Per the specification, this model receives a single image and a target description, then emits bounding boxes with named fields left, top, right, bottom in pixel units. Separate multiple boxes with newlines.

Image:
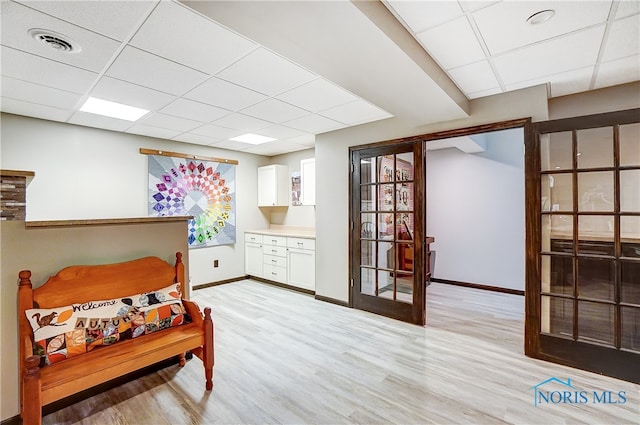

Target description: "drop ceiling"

left=1, top=1, right=638, bottom=157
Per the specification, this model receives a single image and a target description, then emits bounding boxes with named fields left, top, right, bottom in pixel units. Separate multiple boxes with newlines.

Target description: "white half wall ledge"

left=425, top=135, right=487, bottom=153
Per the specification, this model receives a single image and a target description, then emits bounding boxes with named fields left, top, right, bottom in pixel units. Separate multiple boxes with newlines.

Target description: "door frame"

left=526, top=108, right=640, bottom=383
left=348, top=118, right=531, bottom=326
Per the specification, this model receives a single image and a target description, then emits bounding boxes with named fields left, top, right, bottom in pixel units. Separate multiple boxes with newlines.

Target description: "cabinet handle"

left=272, top=259, right=277, bottom=262
left=271, top=272, right=277, bottom=275
left=272, top=239, right=277, bottom=243
left=272, top=249, right=277, bottom=253
left=297, top=242, right=303, bottom=246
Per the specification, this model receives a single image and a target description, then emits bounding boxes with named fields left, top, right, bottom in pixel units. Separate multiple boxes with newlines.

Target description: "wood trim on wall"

left=430, top=278, right=525, bottom=296
left=192, top=276, right=249, bottom=290
left=140, top=148, right=239, bottom=165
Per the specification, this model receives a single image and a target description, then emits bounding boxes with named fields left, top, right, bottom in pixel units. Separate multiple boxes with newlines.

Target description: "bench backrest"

left=32, top=255, right=183, bottom=309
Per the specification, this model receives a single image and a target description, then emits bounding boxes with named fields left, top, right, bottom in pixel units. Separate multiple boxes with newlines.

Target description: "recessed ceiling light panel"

left=526, top=9, right=556, bottom=25
left=79, top=97, right=149, bottom=121
left=230, top=133, right=277, bottom=145
left=28, top=28, right=81, bottom=53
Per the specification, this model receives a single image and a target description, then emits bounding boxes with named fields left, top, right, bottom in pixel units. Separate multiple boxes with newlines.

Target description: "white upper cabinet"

left=258, top=164, right=289, bottom=206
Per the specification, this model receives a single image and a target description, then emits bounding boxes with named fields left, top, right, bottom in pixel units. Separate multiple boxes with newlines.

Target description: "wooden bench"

left=17, top=252, right=214, bottom=425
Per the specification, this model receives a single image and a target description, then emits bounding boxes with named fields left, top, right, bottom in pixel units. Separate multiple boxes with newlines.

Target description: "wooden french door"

left=349, top=141, right=427, bottom=325
left=526, top=108, right=640, bottom=383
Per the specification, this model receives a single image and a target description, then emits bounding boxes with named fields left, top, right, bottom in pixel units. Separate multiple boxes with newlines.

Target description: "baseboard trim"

left=430, top=278, right=525, bottom=296
left=249, top=276, right=315, bottom=296
left=315, top=294, right=350, bottom=308
left=192, top=275, right=248, bottom=290
left=1, top=415, right=20, bottom=425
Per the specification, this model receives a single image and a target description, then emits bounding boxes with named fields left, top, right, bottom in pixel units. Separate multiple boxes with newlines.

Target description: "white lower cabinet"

left=245, top=232, right=315, bottom=291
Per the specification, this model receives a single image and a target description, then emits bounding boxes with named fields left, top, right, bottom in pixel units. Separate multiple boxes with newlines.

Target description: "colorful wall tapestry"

left=148, top=155, right=236, bottom=248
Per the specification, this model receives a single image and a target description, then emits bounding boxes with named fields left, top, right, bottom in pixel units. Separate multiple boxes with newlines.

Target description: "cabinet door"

left=287, top=248, right=315, bottom=290
left=258, top=166, right=276, bottom=206
left=245, top=242, right=263, bottom=277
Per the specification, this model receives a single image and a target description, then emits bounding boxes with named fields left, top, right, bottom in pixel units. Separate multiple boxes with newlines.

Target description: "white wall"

left=315, top=85, right=550, bottom=302
left=426, top=128, right=525, bottom=290
left=0, top=113, right=269, bottom=287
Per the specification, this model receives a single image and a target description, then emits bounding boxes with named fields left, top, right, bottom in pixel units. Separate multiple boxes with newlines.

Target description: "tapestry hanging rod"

left=139, top=148, right=239, bottom=165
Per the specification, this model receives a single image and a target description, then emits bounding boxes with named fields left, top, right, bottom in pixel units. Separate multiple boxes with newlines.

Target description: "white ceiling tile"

left=172, top=133, right=222, bottom=146
left=1, top=1, right=122, bottom=73
left=190, top=124, right=243, bottom=140
left=68, top=111, right=133, bottom=132
left=243, top=140, right=307, bottom=156
left=595, top=55, right=640, bottom=89
left=319, top=100, right=392, bottom=126
left=616, top=1, right=640, bottom=19
left=138, top=113, right=204, bottom=132
left=160, top=98, right=231, bottom=123
left=283, top=114, right=346, bottom=134
left=417, top=16, right=486, bottom=69
left=254, top=125, right=305, bottom=140
left=505, top=66, right=594, bottom=98
left=493, top=26, right=605, bottom=85
left=1, top=76, right=82, bottom=109
left=276, top=78, right=358, bottom=112
left=1, top=97, right=72, bottom=122
left=465, top=86, right=504, bottom=99
left=602, top=14, right=640, bottom=62
left=447, top=60, right=500, bottom=94
left=131, top=1, right=257, bottom=75
left=1, top=46, right=97, bottom=94
left=216, top=47, right=316, bottom=96
left=240, top=99, right=310, bottom=123
left=91, top=76, right=174, bottom=111
left=473, top=1, right=611, bottom=55
left=106, top=46, right=208, bottom=95
left=285, top=134, right=316, bottom=147
left=15, top=0, right=157, bottom=41
left=126, top=124, right=182, bottom=140
left=184, top=77, right=267, bottom=111
left=458, top=1, right=500, bottom=13
left=385, top=1, right=463, bottom=34
left=212, top=113, right=272, bottom=132
left=208, top=140, right=251, bottom=151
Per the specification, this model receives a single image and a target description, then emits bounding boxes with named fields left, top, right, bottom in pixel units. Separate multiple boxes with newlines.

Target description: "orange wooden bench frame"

left=18, top=252, right=214, bottom=425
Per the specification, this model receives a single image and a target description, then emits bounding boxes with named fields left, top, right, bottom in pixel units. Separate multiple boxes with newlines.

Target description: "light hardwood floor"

left=43, top=280, right=639, bottom=425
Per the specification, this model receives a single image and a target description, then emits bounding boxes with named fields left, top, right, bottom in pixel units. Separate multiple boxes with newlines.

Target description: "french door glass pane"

left=620, top=123, right=640, bottom=167
left=378, top=241, right=393, bottom=269
left=541, top=295, right=573, bottom=337
left=541, top=132, right=573, bottom=171
left=396, top=153, right=413, bottom=180
left=621, top=217, right=640, bottom=258
left=361, top=157, right=376, bottom=184
left=578, top=171, right=614, bottom=212
left=378, top=155, right=394, bottom=182
left=378, top=270, right=394, bottom=296
left=361, top=241, right=375, bottom=266
left=578, top=301, right=614, bottom=346
left=541, top=255, right=573, bottom=295
left=361, top=213, right=375, bottom=239
left=542, top=173, right=572, bottom=211
left=577, top=258, right=615, bottom=301
left=620, top=169, right=640, bottom=212
left=378, top=213, right=394, bottom=240
left=621, top=307, right=640, bottom=352
left=361, top=268, right=375, bottom=296
left=577, top=127, right=613, bottom=169
left=379, top=184, right=394, bottom=211
left=542, top=215, right=573, bottom=252
left=395, top=271, right=413, bottom=304
left=361, top=185, right=376, bottom=211
left=621, top=261, right=640, bottom=305
left=396, top=183, right=413, bottom=211
left=578, top=216, right=614, bottom=255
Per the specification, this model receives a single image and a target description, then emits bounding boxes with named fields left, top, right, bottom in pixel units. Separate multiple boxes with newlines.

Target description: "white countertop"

left=246, top=225, right=315, bottom=239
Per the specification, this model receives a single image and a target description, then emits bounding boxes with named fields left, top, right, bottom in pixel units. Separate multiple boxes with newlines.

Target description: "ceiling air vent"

left=28, top=29, right=80, bottom=53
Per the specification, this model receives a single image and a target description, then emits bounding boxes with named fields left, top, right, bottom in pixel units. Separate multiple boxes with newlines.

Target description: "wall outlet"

left=213, top=259, right=219, bottom=268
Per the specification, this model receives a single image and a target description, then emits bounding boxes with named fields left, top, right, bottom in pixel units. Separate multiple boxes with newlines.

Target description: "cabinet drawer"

left=245, top=233, right=263, bottom=244
left=263, top=264, right=287, bottom=283
left=264, top=235, right=287, bottom=247
left=264, top=254, right=287, bottom=268
left=287, top=237, right=315, bottom=250
left=263, top=245, right=287, bottom=257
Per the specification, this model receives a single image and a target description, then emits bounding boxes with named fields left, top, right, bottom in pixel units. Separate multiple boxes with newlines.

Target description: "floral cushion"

left=25, top=283, right=188, bottom=365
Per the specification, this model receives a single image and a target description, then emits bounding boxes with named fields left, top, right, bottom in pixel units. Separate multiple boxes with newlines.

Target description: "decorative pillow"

left=26, top=283, right=188, bottom=366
